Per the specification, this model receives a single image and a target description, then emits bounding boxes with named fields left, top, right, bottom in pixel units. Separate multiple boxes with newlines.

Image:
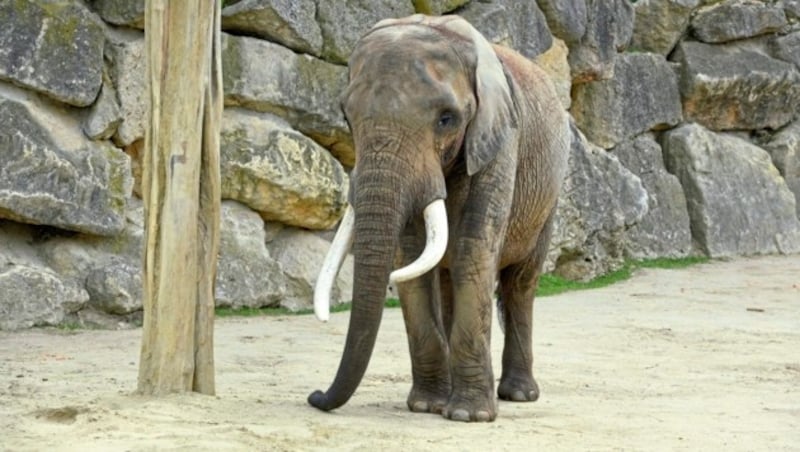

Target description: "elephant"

left=308, top=14, right=570, bottom=422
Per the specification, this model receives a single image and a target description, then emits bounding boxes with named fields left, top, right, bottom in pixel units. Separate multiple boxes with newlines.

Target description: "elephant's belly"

left=499, top=201, right=553, bottom=269
left=499, top=167, right=561, bottom=269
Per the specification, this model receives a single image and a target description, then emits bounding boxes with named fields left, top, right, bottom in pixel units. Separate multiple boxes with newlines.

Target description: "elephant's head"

left=309, top=14, right=517, bottom=411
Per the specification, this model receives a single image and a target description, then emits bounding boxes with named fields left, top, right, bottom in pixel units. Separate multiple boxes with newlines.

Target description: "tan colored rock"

left=631, top=0, right=700, bottom=55
left=673, top=40, right=800, bottom=131
left=534, top=38, right=571, bottom=109
left=220, top=109, right=348, bottom=230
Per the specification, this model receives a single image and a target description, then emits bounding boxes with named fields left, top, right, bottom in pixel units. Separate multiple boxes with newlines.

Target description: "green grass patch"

left=536, top=264, right=633, bottom=297
left=635, top=256, right=710, bottom=270
left=536, top=256, right=710, bottom=297
left=54, top=322, right=84, bottom=332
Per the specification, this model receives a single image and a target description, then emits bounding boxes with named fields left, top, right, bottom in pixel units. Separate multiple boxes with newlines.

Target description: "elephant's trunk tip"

left=308, top=389, right=337, bottom=411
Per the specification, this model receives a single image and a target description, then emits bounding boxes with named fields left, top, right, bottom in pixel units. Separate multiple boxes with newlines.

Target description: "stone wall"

left=1, top=0, right=798, bottom=330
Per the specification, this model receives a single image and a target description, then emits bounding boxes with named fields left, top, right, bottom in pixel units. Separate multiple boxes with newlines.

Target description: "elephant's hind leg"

left=497, top=210, right=556, bottom=402
left=397, top=227, right=451, bottom=415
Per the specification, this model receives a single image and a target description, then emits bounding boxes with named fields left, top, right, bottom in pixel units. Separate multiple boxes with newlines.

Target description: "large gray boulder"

left=572, top=52, right=682, bottom=149
left=762, top=120, right=800, bottom=218
left=0, top=1, right=104, bottom=107
left=568, top=0, right=635, bottom=83
left=222, top=33, right=353, bottom=165
left=85, top=262, right=141, bottom=315
left=631, top=0, right=701, bottom=55
left=691, top=0, right=787, bottom=43
left=613, top=134, right=693, bottom=259
left=89, top=0, right=145, bottom=29
left=769, top=30, right=800, bottom=69
left=267, top=228, right=354, bottom=312
left=673, top=40, right=800, bottom=131
left=0, top=86, right=132, bottom=236
left=0, top=264, right=89, bottom=331
left=221, top=0, right=323, bottom=56
left=220, top=109, right=348, bottom=230
left=315, top=0, right=415, bottom=64
left=536, top=0, right=588, bottom=45
left=460, top=0, right=554, bottom=59
left=663, top=123, right=800, bottom=257
left=216, top=201, right=286, bottom=309
left=549, top=124, right=649, bottom=281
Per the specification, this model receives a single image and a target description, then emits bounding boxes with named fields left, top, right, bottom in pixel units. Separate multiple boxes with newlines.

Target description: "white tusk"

left=314, top=204, right=355, bottom=322
left=390, top=199, right=448, bottom=283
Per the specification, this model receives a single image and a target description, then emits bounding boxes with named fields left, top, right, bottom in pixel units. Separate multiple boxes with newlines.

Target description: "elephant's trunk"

left=308, top=164, right=410, bottom=411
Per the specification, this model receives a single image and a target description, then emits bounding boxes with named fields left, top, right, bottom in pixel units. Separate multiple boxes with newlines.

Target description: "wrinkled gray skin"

left=308, top=15, right=570, bottom=422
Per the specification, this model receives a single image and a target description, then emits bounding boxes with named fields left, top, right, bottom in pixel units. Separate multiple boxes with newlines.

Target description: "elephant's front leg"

left=443, top=238, right=498, bottom=422
left=397, top=234, right=451, bottom=414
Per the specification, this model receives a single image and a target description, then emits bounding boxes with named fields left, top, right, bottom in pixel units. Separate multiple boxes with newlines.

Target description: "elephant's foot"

left=407, top=385, right=449, bottom=414
left=442, top=391, right=498, bottom=422
left=498, top=372, right=540, bottom=402
left=442, top=374, right=498, bottom=422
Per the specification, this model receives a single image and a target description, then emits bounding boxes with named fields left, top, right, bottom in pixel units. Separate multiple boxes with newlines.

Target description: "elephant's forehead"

left=366, top=23, right=441, bottom=44
left=351, top=28, right=463, bottom=82
left=352, top=25, right=456, bottom=66
left=345, top=54, right=465, bottom=112
left=345, top=25, right=472, bottom=118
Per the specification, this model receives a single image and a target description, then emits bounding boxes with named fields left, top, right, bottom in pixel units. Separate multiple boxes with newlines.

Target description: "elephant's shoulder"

left=492, top=46, right=549, bottom=90
left=492, top=45, right=562, bottom=118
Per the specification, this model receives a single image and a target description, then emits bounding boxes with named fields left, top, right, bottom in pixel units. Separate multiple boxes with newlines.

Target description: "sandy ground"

left=1, top=255, right=799, bottom=451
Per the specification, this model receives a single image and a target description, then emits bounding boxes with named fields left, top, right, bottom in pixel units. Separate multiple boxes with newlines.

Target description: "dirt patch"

left=1, top=255, right=799, bottom=450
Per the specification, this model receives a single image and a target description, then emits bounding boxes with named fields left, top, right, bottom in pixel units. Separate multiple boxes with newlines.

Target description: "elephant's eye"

left=437, top=110, right=458, bottom=130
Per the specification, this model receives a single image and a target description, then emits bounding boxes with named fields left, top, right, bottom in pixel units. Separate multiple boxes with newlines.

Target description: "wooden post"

left=138, top=0, right=222, bottom=395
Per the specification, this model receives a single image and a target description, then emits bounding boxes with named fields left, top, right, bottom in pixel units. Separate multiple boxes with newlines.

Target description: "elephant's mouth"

left=313, top=199, right=449, bottom=321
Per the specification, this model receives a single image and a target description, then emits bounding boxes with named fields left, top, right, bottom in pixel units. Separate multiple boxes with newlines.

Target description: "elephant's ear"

left=439, top=17, right=517, bottom=176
